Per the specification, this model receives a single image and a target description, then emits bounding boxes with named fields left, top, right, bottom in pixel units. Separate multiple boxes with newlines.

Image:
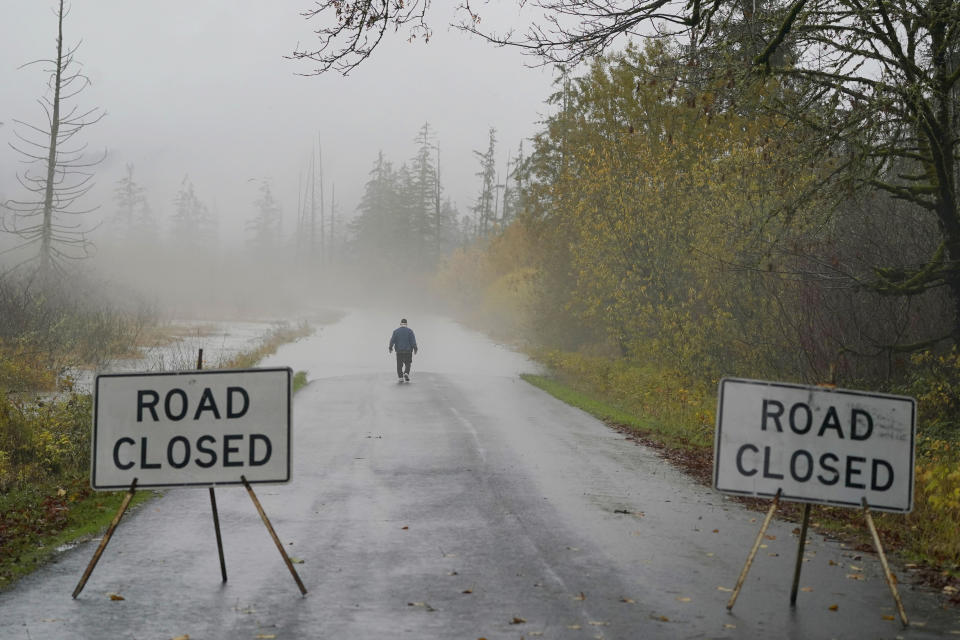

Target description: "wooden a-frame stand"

left=725, top=489, right=908, bottom=627
left=72, top=349, right=306, bottom=598
left=71, top=475, right=307, bottom=598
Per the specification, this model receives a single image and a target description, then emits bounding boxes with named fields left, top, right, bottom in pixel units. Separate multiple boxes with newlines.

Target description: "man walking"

left=389, top=318, right=418, bottom=382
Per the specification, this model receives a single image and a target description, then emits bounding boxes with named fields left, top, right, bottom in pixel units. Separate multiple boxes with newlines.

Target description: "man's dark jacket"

left=389, top=326, right=418, bottom=353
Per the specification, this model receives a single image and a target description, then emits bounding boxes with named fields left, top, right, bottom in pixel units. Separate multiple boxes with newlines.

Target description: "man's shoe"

left=404, top=373, right=409, bottom=382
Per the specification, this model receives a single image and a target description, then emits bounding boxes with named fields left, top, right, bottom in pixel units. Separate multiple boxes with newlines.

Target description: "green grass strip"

left=520, top=373, right=699, bottom=450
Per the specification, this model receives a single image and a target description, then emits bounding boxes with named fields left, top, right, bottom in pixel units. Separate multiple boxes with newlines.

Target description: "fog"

left=0, top=1, right=554, bottom=316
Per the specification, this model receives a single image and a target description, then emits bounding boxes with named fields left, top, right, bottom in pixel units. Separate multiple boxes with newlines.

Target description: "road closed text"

left=714, top=379, right=916, bottom=513
left=92, top=369, right=291, bottom=489
left=733, top=400, right=894, bottom=491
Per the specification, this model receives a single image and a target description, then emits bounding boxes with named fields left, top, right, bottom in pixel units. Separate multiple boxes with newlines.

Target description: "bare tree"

left=289, top=0, right=433, bottom=75
left=287, top=1, right=727, bottom=76
left=2, top=0, right=105, bottom=282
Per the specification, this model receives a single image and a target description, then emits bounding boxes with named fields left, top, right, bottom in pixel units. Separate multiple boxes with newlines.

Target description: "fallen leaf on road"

left=723, top=623, right=736, bottom=629
left=588, top=621, right=609, bottom=626
left=171, top=636, right=190, bottom=640
left=829, top=604, right=839, bottom=611
left=510, top=616, right=526, bottom=625
left=567, top=625, right=581, bottom=630
left=829, top=560, right=837, bottom=566
left=849, top=565, right=863, bottom=571
left=712, top=529, right=719, bottom=533
left=717, top=586, right=732, bottom=592
left=846, top=573, right=864, bottom=580
left=620, top=597, right=635, bottom=604
left=765, top=535, right=776, bottom=540
left=462, top=589, right=473, bottom=594
left=882, top=615, right=895, bottom=621
left=401, top=526, right=409, bottom=530
left=407, top=602, right=435, bottom=612
left=574, top=592, right=586, bottom=601
left=289, top=557, right=304, bottom=564
left=801, top=587, right=813, bottom=592
left=255, top=635, right=276, bottom=639
left=676, top=596, right=691, bottom=603
left=108, top=593, right=124, bottom=601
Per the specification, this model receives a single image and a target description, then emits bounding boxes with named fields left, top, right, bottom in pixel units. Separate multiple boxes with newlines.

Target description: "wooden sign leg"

left=790, top=502, right=812, bottom=605
left=72, top=478, right=138, bottom=598
left=196, top=349, right=228, bottom=583
left=241, top=475, right=307, bottom=595
left=209, top=487, right=227, bottom=582
left=727, top=489, right=781, bottom=611
left=861, top=498, right=909, bottom=627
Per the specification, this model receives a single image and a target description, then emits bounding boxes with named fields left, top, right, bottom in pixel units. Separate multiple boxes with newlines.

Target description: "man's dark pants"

left=396, top=351, right=413, bottom=377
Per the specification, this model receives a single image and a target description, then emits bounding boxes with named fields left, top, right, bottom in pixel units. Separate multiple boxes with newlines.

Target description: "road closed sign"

left=714, top=378, right=916, bottom=512
left=92, top=368, right=292, bottom=490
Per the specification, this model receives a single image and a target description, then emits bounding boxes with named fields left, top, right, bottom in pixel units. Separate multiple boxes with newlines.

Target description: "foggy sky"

left=0, top=1, right=555, bottom=248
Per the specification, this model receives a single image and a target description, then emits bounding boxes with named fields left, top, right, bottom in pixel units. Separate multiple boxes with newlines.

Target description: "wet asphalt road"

left=1, top=310, right=959, bottom=639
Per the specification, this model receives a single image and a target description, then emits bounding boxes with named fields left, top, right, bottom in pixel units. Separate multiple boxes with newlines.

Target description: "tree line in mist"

left=436, top=35, right=954, bottom=390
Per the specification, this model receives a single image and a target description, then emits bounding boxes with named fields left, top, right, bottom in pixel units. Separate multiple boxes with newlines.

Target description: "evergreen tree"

left=472, top=127, right=498, bottom=238
left=350, top=152, right=402, bottom=266
left=170, top=175, right=216, bottom=251
left=112, top=163, right=146, bottom=242
left=246, top=179, right=282, bottom=251
left=410, top=122, right=438, bottom=261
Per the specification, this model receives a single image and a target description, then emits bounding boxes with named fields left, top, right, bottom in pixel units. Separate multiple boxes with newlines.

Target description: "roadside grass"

left=0, top=477, right=154, bottom=590
left=293, top=370, right=309, bottom=393
left=221, top=321, right=314, bottom=369
left=521, top=374, right=701, bottom=450
left=523, top=354, right=960, bottom=591
left=0, top=319, right=318, bottom=592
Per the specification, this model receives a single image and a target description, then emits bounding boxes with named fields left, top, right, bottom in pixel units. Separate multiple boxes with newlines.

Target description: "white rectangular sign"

left=92, top=368, right=292, bottom=490
left=714, top=378, right=916, bottom=512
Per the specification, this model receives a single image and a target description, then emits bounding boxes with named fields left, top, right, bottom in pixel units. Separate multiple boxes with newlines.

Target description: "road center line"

left=449, top=407, right=486, bottom=463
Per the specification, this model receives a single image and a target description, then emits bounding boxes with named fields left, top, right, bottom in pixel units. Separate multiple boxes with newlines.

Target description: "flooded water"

left=70, top=319, right=288, bottom=393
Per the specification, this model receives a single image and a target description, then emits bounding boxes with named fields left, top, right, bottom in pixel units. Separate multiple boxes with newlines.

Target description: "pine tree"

left=112, top=164, right=146, bottom=242
left=247, top=179, right=282, bottom=251
left=472, top=127, right=498, bottom=238
left=170, top=175, right=216, bottom=251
